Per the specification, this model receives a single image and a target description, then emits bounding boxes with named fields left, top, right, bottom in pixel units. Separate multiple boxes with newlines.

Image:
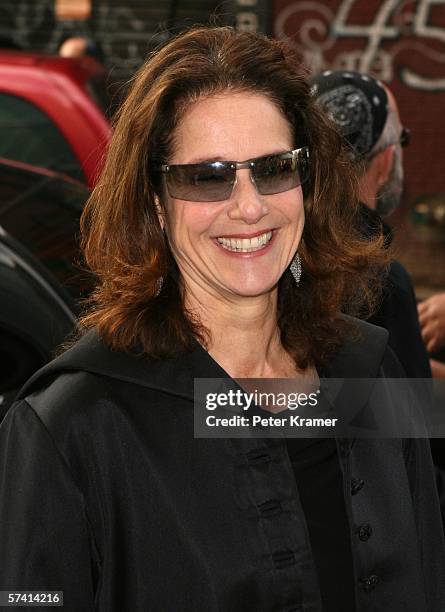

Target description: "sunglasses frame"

left=365, top=126, right=411, bottom=162
left=399, top=126, right=410, bottom=148
left=158, top=146, right=310, bottom=202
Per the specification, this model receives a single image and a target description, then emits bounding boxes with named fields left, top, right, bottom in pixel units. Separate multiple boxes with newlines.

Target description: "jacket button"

left=357, top=523, right=372, bottom=542
left=351, top=477, right=365, bottom=495
left=258, top=499, right=282, bottom=518
left=273, top=550, right=296, bottom=570
left=246, top=448, right=271, bottom=466
left=362, top=574, right=379, bottom=592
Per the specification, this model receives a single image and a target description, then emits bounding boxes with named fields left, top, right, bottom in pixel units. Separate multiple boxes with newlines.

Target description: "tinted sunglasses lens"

left=166, top=163, right=235, bottom=202
left=253, top=149, right=310, bottom=196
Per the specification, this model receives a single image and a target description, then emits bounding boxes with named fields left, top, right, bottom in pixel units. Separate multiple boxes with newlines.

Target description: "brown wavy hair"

left=79, top=25, right=388, bottom=368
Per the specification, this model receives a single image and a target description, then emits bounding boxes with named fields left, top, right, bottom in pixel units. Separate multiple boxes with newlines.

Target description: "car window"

left=0, top=161, right=93, bottom=301
left=0, top=93, right=85, bottom=182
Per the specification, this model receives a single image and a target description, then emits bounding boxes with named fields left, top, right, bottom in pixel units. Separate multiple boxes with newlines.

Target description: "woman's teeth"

left=217, top=231, right=273, bottom=252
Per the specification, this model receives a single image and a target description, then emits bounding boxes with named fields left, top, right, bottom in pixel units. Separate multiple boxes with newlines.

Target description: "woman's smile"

left=214, top=229, right=275, bottom=256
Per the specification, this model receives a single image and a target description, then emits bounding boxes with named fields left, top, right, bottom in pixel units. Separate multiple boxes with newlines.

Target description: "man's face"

left=375, top=86, right=404, bottom=218
left=375, top=142, right=404, bottom=217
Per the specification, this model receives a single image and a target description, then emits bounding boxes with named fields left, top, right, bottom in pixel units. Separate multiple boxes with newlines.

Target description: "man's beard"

left=375, top=146, right=404, bottom=218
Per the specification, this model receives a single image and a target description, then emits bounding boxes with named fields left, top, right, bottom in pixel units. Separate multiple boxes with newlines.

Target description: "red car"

left=0, top=51, right=111, bottom=188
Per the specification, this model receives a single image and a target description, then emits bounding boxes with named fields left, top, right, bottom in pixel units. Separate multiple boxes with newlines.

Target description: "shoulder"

left=324, top=315, right=397, bottom=377
left=11, top=328, right=211, bottom=439
left=25, top=370, right=114, bottom=428
left=16, top=329, right=183, bottom=403
left=16, top=330, right=128, bottom=400
left=387, top=260, right=416, bottom=296
left=6, top=370, right=127, bottom=459
left=12, top=331, right=127, bottom=429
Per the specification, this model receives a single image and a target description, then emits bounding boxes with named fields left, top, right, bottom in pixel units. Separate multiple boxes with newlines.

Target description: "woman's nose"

left=227, top=169, right=269, bottom=224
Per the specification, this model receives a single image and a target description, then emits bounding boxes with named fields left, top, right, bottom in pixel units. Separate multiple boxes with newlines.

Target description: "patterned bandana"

left=310, top=70, right=389, bottom=160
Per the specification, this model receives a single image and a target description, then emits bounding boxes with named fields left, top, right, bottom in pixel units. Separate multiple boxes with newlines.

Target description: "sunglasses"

left=158, top=147, right=310, bottom=202
left=399, top=126, right=410, bottom=148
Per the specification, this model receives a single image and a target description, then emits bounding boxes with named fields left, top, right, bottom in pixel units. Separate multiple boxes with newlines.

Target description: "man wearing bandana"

left=311, top=70, right=430, bottom=379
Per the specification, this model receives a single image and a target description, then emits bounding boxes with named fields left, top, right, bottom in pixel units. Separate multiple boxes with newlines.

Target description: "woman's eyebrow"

left=178, top=156, right=229, bottom=164
left=182, top=149, right=290, bottom=165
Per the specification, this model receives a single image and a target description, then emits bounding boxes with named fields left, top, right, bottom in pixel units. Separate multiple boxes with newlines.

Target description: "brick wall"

left=273, top=0, right=445, bottom=290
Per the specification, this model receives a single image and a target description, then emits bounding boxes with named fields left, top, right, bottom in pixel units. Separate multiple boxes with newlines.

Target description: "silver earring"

left=290, top=253, right=302, bottom=286
left=155, top=277, right=163, bottom=297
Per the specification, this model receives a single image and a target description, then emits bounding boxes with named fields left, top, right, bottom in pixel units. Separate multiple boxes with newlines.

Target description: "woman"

left=0, top=26, right=444, bottom=612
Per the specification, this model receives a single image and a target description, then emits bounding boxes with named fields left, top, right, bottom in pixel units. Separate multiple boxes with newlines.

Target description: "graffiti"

left=274, top=0, right=445, bottom=90
left=4, top=0, right=445, bottom=87
left=403, top=0, right=445, bottom=89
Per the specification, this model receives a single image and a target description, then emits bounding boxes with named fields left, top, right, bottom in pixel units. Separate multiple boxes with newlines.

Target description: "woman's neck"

left=185, top=285, right=306, bottom=379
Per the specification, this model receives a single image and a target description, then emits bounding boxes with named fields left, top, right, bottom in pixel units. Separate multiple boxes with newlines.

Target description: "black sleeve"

left=375, top=290, right=445, bottom=533
left=369, top=261, right=432, bottom=378
left=431, top=438, right=445, bottom=532
left=379, top=350, right=445, bottom=606
left=403, top=433, right=445, bottom=610
left=0, top=400, right=97, bottom=612
left=380, top=330, right=433, bottom=430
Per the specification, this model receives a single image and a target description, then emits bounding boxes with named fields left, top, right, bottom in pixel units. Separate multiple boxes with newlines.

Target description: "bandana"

left=310, top=70, right=389, bottom=159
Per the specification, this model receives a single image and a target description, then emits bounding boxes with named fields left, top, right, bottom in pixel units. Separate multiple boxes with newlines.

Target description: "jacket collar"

left=17, top=330, right=225, bottom=403
left=17, top=316, right=388, bottom=404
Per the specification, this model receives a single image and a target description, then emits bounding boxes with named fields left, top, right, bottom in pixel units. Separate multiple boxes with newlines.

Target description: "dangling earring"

left=155, top=277, right=163, bottom=297
left=290, top=253, right=302, bottom=286
left=154, top=224, right=166, bottom=297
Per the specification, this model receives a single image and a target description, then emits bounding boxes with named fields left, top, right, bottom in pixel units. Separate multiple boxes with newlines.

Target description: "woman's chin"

left=221, top=278, right=279, bottom=299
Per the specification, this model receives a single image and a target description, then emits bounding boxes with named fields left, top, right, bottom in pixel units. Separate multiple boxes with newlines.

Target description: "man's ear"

left=375, top=145, right=394, bottom=188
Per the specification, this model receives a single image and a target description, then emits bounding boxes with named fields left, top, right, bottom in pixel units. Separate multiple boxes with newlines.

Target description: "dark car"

left=0, top=159, right=91, bottom=419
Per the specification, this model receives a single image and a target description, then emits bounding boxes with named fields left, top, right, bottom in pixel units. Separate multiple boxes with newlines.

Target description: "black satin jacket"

left=0, top=318, right=444, bottom=612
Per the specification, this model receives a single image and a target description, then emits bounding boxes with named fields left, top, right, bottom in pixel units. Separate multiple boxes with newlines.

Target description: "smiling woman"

left=1, top=26, right=444, bottom=612
left=78, top=27, right=386, bottom=370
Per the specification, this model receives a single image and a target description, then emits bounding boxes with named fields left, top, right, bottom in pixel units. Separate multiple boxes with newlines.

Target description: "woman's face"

left=161, top=92, right=305, bottom=301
